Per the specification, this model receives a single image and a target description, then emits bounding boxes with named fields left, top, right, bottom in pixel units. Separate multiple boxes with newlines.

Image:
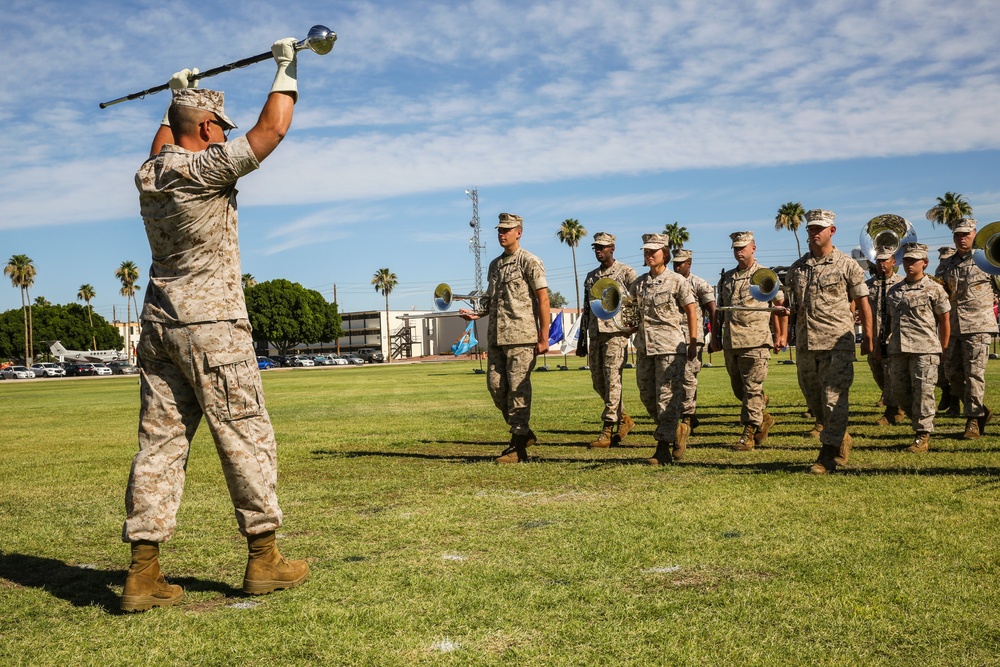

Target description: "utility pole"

left=466, top=187, right=485, bottom=309
left=333, top=284, right=340, bottom=355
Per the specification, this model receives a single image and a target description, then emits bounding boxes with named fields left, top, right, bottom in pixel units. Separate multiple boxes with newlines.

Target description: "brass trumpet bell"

left=749, top=268, right=780, bottom=302
left=433, top=283, right=478, bottom=310
left=972, top=221, right=1000, bottom=275
left=589, top=277, right=622, bottom=320
left=860, top=214, right=917, bottom=264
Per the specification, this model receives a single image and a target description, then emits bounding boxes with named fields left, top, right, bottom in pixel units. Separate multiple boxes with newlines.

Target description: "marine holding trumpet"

left=629, top=234, right=699, bottom=465
left=577, top=232, right=638, bottom=448
left=710, top=231, right=784, bottom=452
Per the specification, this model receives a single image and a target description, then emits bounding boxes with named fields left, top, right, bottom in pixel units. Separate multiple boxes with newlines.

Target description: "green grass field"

left=2, top=355, right=1000, bottom=666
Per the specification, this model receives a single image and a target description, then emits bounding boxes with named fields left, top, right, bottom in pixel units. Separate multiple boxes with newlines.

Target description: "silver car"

left=1, top=365, right=36, bottom=380
left=30, top=362, right=66, bottom=378
left=291, top=356, right=315, bottom=367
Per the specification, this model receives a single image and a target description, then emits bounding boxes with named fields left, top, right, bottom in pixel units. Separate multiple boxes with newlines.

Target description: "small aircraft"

left=48, top=340, right=124, bottom=363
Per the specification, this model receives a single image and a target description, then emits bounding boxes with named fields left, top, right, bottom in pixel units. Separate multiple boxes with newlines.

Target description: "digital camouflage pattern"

left=890, top=353, right=940, bottom=433
left=587, top=334, right=630, bottom=423
left=635, top=352, right=687, bottom=442
left=486, top=344, right=537, bottom=435
left=785, top=248, right=869, bottom=352
left=629, top=270, right=695, bottom=355
left=581, top=260, right=638, bottom=336
left=723, top=347, right=769, bottom=427
left=482, top=247, right=548, bottom=346
left=716, top=260, right=779, bottom=350
left=678, top=272, right=715, bottom=416
left=796, top=349, right=855, bottom=448
left=886, top=276, right=950, bottom=355
left=867, top=270, right=903, bottom=406
left=944, top=332, right=992, bottom=418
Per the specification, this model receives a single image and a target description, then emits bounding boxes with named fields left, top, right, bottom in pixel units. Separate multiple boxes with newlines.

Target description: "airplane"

left=48, top=340, right=125, bottom=363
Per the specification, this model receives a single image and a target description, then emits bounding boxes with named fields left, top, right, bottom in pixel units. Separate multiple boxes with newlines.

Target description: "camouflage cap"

left=901, top=242, right=929, bottom=260
left=950, top=217, right=977, bottom=234
left=591, top=232, right=616, bottom=247
left=640, top=233, right=669, bottom=251
left=874, top=246, right=895, bottom=261
left=805, top=209, right=836, bottom=228
left=496, top=213, right=524, bottom=230
left=672, top=248, right=693, bottom=263
left=730, top=231, right=754, bottom=248
left=171, top=88, right=237, bottom=129
left=938, top=246, right=956, bottom=259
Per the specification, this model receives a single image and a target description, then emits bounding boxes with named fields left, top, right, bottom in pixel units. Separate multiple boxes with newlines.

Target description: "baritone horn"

left=433, top=283, right=480, bottom=311
left=716, top=268, right=785, bottom=312
left=972, top=221, right=1000, bottom=275
left=860, top=213, right=917, bottom=264
left=589, top=277, right=639, bottom=331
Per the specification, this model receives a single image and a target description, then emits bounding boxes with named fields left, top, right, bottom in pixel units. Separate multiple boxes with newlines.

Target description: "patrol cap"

left=496, top=213, right=524, bottom=230
left=938, top=246, right=956, bottom=259
left=874, top=246, right=895, bottom=261
left=171, top=88, right=237, bottom=130
left=730, top=231, right=754, bottom=248
left=672, top=248, right=693, bottom=263
left=950, top=217, right=977, bottom=234
left=591, top=232, right=616, bottom=247
left=901, top=242, right=929, bottom=260
left=805, top=209, right=836, bottom=228
left=640, top=233, right=669, bottom=251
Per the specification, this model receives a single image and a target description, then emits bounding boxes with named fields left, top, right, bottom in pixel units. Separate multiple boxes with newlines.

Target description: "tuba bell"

left=589, top=277, right=638, bottom=331
left=860, top=214, right=917, bottom=264
left=972, top=221, right=1000, bottom=275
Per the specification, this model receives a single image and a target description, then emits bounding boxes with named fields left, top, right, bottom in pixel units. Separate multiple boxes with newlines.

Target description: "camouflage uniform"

left=581, top=259, right=638, bottom=423
left=716, top=259, right=776, bottom=428
left=940, top=245, right=997, bottom=419
left=630, top=268, right=695, bottom=442
left=124, top=132, right=283, bottom=542
left=886, top=275, right=950, bottom=433
left=867, top=270, right=902, bottom=408
left=785, top=246, right=869, bottom=449
left=482, top=247, right=548, bottom=435
left=678, top=264, right=715, bottom=419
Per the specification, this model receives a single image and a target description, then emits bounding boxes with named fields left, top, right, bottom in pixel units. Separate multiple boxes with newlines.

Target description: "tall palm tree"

left=116, top=261, right=141, bottom=360
left=5, top=254, right=36, bottom=363
left=242, top=273, right=257, bottom=289
left=663, top=222, right=689, bottom=255
left=77, top=284, right=97, bottom=351
left=556, top=218, right=587, bottom=313
left=371, top=268, right=398, bottom=363
left=926, top=192, right=972, bottom=229
left=775, top=202, right=806, bottom=257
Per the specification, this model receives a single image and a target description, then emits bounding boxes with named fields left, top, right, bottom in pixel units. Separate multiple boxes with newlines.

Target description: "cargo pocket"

left=205, top=348, right=263, bottom=422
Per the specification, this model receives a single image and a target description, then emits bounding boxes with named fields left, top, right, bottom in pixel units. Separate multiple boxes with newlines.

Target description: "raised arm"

left=246, top=39, right=298, bottom=162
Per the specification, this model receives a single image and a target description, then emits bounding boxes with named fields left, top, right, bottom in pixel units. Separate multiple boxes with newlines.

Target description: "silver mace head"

left=298, top=25, right=337, bottom=55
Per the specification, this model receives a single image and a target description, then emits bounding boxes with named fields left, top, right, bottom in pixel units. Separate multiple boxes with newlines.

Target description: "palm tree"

left=242, top=273, right=257, bottom=289
left=556, top=218, right=587, bottom=313
left=116, top=261, right=141, bottom=360
left=371, top=268, right=398, bottom=363
left=5, top=254, right=36, bottom=363
left=775, top=202, right=806, bottom=257
left=77, top=284, right=97, bottom=351
left=926, top=192, right=972, bottom=229
left=663, top=222, right=689, bottom=255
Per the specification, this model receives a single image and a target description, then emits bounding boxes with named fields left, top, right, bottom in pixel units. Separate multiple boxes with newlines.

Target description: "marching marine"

left=672, top=248, right=716, bottom=447
left=867, top=247, right=904, bottom=425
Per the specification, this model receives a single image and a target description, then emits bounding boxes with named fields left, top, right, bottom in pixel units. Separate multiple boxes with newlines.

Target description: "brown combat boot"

left=977, top=406, right=993, bottom=435
left=496, top=434, right=530, bottom=463
left=673, top=422, right=691, bottom=461
left=754, top=412, right=774, bottom=445
left=617, top=413, right=635, bottom=442
left=907, top=432, right=930, bottom=453
left=808, top=445, right=839, bottom=475
left=120, top=541, right=184, bottom=612
left=807, top=422, right=824, bottom=438
left=833, top=433, right=853, bottom=466
left=875, top=405, right=894, bottom=426
left=590, top=422, right=615, bottom=449
left=243, top=531, right=310, bottom=595
left=732, top=424, right=756, bottom=451
left=648, top=441, right=673, bottom=466
left=962, top=418, right=981, bottom=440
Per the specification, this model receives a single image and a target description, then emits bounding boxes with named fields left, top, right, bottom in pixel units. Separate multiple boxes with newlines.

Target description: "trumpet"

left=589, top=277, right=639, bottom=331
left=859, top=213, right=917, bottom=265
left=972, top=221, right=1000, bottom=275
left=717, top=268, right=785, bottom=312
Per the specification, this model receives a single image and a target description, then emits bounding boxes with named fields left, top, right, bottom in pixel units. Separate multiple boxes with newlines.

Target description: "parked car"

left=310, top=355, right=334, bottom=366
left=356, top=348, right=384, bottom=363
left=106, top=361, right=139, bottom=375
left=72, top=363, right=112, bottom=376
left=290, top=355, right=315, bottom=367
left=30, top=362, right=66, bottom=378
left=326, top=354, right=349, bottom=366
left=1, top=365, right=36, bottom=380
left=258, top=356, right=275, bottom=370
left=342, top=354, right=366, bottom=366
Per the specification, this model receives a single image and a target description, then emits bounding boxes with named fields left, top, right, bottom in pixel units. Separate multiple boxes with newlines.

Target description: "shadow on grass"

left=0, top=551, right=241, bottom=614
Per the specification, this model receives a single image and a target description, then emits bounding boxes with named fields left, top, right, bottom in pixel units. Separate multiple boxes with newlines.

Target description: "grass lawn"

left=1, top=353, right=999, bottom=666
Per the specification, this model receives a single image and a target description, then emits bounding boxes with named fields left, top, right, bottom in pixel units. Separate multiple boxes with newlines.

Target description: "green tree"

left=663, top=222, right=689, bottom=255
left=5, top=254, right=36, bottom=363
left=926, top=192, right=972, bottom=228
left=548, top=290, right=568, bottom=309
left=371, top=268, right=398, bottom=363
left=244, top=279, right=342, bottom=355
left=0, top=303, right=123, bottom=360
left=556, top=218, right=587, bottom=313
left=77, top=284, right=97, bottom=351
left=775, top=202, right=806, bottom=257
left=115, top=261, right=141, bottom=360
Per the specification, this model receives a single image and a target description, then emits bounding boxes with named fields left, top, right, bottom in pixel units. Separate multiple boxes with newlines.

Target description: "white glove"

left=270, top=38, right=298, bottom=102
left=161, top=68, right=199, bottom=126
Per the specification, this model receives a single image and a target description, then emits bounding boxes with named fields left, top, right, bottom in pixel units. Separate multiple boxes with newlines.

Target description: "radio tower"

left=466, top=188, right=484, bottom=306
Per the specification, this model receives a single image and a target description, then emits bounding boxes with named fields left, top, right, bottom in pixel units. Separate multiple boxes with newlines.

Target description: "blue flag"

left=451, top=321, right=478, bottom=356
left=548, top=311, right=564, bottom=347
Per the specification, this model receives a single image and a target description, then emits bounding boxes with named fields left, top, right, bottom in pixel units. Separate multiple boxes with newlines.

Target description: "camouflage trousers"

left=635, top=351, right=686, bottom=442
left=867, top=352, right=897, bottom=408
left=487, top=343, right=537, bottom=435
left=944, top=332, right=991, bottom=418
left=889, top=353, right=939, bottom=433
left=123, top=319, right=282, bottom=544
left=679, top=346, right=704, bottom=417
left=587, top=332, right=630, bottom=423
left=797, top=349, right=854, bottom=447
left=723, top=347, right=769, bottom=427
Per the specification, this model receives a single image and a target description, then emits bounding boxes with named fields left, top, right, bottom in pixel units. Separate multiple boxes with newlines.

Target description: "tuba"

left=972, top=221, right=1000, bottom=275
left=589, top=277, right=639, bottom=331
left=717, top=267, right=784, bottom=312
left=860, top=214, right=917, bottom=265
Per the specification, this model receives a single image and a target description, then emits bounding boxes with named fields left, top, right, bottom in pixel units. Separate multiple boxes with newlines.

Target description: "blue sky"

left=2, top=0, right=999, bottom=321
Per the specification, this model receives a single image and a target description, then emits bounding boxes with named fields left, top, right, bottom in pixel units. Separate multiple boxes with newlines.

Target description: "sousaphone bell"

left=972, top=221, right=1000, bottom=275
left=860, top=214, right=917, bottom=264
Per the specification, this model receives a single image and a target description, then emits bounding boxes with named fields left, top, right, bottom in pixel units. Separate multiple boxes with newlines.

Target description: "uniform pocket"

left=201, top=323, right=262, bottom=422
